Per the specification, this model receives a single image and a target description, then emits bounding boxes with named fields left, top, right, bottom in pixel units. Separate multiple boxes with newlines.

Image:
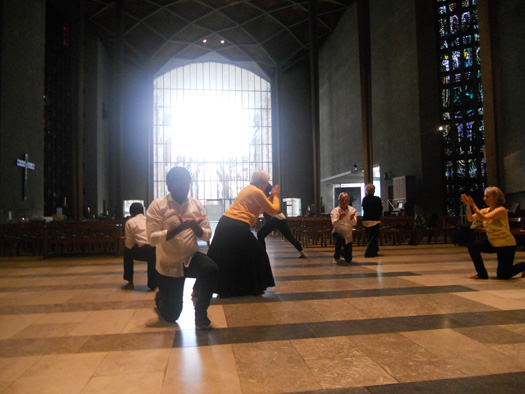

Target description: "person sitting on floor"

left=121, top=202, right=157, bottom=291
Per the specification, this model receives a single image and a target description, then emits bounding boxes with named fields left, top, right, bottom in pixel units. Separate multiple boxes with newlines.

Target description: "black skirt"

left=208, top=216, right=275, bottom=298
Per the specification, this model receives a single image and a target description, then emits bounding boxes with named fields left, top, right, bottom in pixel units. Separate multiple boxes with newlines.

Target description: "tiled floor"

left=1, top=238, right=524, bottom=393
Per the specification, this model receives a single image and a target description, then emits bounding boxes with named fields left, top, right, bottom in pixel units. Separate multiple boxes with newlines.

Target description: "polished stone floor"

left=1, top=238, right=524, bottom=393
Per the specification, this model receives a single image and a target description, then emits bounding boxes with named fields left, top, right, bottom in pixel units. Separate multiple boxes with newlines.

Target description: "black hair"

left=129, top=202, right=144, bottom=217
left=166, top=166, right=191, bottom=184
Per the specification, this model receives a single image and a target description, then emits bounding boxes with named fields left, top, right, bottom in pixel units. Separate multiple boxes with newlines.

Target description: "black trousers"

left=467, top=239, right=525, bottom=279
left=364, top=224, right=380, bottom=257
left=332, top=232, right=353, bottom=262
left=155, top=252, right=218, bottom=324
left=123, top=244, right=157, bottom=289
left=257, top=217, right=303, bottom=252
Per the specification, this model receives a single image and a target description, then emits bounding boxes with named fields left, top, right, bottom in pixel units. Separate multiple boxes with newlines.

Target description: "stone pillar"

left=0, top=0, right=46, bottom=222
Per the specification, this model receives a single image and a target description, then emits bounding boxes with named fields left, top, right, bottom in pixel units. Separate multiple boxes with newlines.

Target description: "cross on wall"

left=16, top=153, right=35, bottom=201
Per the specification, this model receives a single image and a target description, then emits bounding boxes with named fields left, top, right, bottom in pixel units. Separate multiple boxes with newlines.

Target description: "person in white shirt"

left=146, top=167, right=218, bottom=329
left=122, top=202, right=157, bottom=290
left=330, top=192, right=357, bottom=264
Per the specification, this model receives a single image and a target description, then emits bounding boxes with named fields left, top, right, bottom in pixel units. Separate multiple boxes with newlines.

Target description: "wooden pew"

left=42, top=222, right=123, bottom=258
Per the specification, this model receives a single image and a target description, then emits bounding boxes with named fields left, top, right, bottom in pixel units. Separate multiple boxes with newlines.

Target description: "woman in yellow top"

left=208, top=170, right=280, bottom=297
left=461, top=186, right=525, bottom=279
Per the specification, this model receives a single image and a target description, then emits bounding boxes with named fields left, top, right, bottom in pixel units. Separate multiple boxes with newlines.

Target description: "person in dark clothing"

left=362, top=183, right=383, bottom=258
left=257, top=184, right=307, bottom=259
left=122, top=202, right=157, bottom=290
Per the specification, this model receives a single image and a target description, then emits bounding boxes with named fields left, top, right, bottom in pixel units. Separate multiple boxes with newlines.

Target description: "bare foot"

left=468, top=274, right=486, bottom=280
left=298, top=251, right=307, bottom=259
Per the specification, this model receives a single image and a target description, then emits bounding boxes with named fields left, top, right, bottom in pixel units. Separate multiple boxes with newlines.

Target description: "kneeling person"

left=122, top=202, right=157, bottom=290
left=146, top=167, right=218, bottom=329
left=331, top=192, right=357, bottom=264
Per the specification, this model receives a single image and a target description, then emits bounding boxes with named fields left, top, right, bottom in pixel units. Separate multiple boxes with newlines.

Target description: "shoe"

left=121, top=282, right=134, bottom=290
left=468, top=274, right=487, bottom=279
left=195, top=316, right=212, bottom=330
left=332, top=258, right=339, bottom=265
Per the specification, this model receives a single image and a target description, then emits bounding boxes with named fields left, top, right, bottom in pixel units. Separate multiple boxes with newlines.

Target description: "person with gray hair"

left=461, top=186, right=525, bottom=279
left=362, top=183, right=383, bottom=258
left=208, top=170, right=280, bottom=297
left=330, top=192, right=357, bottom=264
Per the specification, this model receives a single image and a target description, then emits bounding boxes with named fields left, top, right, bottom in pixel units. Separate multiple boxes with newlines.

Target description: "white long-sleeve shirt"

left=330, top=205, right=357, bottom=243
left=146, top=194, right=211, bottom=277
left=124, top=214, right=150, bottom=249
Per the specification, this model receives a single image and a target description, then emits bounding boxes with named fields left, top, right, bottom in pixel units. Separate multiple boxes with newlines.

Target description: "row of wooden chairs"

left=281, top=215, right=473, bottom=249
left=0, top=222, right=123, bottom=257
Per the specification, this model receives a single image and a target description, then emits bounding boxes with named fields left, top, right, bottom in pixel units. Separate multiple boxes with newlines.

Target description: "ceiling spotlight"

left=202, top=39, right=207, bottom=43
left=438, top=126, right=444, bottom=131
left=220, top=40, right=225, bottom=44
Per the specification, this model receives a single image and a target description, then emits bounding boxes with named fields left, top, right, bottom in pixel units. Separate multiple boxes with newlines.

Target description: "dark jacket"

left=362, top=194, right=383, bottom=221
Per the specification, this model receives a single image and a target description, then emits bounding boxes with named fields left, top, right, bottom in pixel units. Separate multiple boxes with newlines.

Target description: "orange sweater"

left=224, top=185, right=279, bottom=227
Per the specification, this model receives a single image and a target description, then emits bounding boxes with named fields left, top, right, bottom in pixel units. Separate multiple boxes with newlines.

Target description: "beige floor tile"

left=266, top=301, right=324, bottom=324
left=292, top=337, right=396, bottom=388
left=400, top=274, right=476, bottom=287
left=163, top=345, right=242, bottom=394
left=94, top=348, right=171, bottom=376
left=0, top=356, right=41, bottom=383
left=345, top=296, right=417, bottom=318
left=34, top=311, right=91, bottom=324
left=233, top=341, right=322, bottom=393
left=454, top=291, right=524, bottom=310
left=424, top=293, right=497, bottom=314
left=3, top=352, right=107, bottom=394
left=66, top=289, right=152, bottom=304
left=402, top=328, right=524, bottom=376
left=68, top=309, right=136, bottom=336
left=273, top=279, right=360, bottom=293
left=306, top=299, right=371, bottom=321
left=347, top=333, right=467, bottom=382
left=485, top=288, right=525, bottom=299
left=207, top=304, right=228, bottom=328
left=0, top=314, right=43, bottom=340
left=486, top=343, right=525, bottom=369
left=223, top=303, right=277, bottom=327
left=81, top=371, right=164, bottom=394
left=13, top=322, right=79, bottom=338
left=499, top=323, right=525, bottom=336
left=0, top=290, right=78, bottom=306
left=350, top=276, right=421, bottom=289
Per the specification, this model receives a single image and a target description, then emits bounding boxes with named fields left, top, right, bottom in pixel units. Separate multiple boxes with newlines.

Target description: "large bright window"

left=153, top=62, right=272, bottom=220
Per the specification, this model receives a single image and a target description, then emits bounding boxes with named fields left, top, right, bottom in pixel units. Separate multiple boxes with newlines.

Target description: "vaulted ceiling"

left=86, top=0, right=353, bottom=78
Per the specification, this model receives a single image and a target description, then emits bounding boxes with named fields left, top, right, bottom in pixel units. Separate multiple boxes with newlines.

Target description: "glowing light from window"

left=171, top=96, right=250, bottom=160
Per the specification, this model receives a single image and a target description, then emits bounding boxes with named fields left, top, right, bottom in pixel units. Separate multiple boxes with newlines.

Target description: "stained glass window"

left=153, top=62, right=272, bottom=220
left=436, top=0, right=485, bottom=215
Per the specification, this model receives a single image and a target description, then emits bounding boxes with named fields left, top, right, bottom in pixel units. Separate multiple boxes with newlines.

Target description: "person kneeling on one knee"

left=461, top=187, right=525, bottom=280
